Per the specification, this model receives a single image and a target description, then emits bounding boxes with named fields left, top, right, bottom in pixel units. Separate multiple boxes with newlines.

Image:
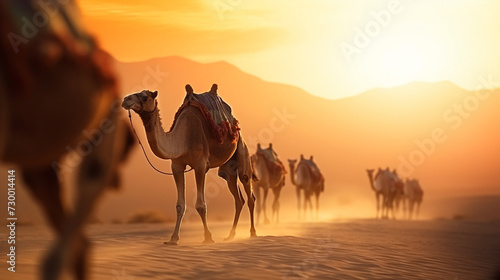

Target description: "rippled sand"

left=2, top=219, right=500, bottom=279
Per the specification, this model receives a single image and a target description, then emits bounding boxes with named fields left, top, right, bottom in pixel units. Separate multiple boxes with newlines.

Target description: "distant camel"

left=0, top=1, right=135, bottom=279
left=404, top=179, right=424, bottom=219
left=251, top=143, right=286, bottom=224
left=288, top=155, right=325, bottom=219
left=391, top=169, right=405, bottom=218
left=366, top=169, right=383, bottom=218
left=122, top=85, right=256, bottom=244
left=368, top=168, right=402, bottom=219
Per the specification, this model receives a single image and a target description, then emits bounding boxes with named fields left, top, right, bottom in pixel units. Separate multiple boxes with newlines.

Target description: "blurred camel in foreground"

left=251, top=143, right=286, bottom=224
left=1, top=1, right=134, bottom=279
left=122, top=84, right=256, bottom=244
left=288, top=155, right=324, bottom=219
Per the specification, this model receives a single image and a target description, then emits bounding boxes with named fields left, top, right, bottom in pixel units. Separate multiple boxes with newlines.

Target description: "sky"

left=77, top=0, right=500, bottom=100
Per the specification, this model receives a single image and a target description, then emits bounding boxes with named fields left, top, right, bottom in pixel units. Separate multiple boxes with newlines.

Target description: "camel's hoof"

left=250, top=232, right=258, bottom=238
left=224, top=235, right=235, bottom=242
left=164, top=241, right=178, bottom=246
left=202, top=238, right=215, bottom=244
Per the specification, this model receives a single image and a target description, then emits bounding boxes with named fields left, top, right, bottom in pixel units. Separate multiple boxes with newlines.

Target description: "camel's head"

left=122, top=90, right=158, bottom=113
left=288, top=159, right=297, bottom=168
left=366, top=169, right=375, bottom=176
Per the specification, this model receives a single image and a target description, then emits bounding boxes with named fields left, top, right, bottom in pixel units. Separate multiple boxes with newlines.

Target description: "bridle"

left=126, top=97, right=193, bottom=175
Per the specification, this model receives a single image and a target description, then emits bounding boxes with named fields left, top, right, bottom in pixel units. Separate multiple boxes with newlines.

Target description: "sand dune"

left=2, top=219, right=499, bottom=280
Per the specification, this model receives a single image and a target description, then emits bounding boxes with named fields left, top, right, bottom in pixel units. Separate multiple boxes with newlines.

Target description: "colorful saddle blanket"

left=170, top=88, right=240, bottom=144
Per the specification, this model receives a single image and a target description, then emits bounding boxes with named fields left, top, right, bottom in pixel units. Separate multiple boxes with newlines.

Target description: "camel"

left=0, top=1, right=135, bottom=279
left=404, top=179, right=424, bottom=219
left=288, top=155, right=324, bottom=219
left=251, top=143, right=286, bottom=224
left=366, top=169, right=383, bottom=219
left=369, top=168, right=404, bottom=219
left=121, top=85, right=256, bottom=244
left=391, top=169, right=405, bottom=218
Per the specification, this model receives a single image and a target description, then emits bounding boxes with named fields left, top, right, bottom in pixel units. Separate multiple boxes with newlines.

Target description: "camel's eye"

left=141, top=95, right=148, bottom=102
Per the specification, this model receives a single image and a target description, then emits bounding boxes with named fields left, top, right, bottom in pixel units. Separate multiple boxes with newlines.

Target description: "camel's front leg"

left=194, top=163, right=215, bottom=244
left=165, top=162, right=187, bottom=245
left=375, top=193, right=381, bottom=219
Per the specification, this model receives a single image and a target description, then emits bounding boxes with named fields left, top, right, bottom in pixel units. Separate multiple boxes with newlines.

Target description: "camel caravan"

left=366, top=168, right=424, bottom=220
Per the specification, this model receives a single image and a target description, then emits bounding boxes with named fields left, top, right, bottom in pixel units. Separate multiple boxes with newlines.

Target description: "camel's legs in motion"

left=296, top=187, right=302, bottom=220
left=236, top=138, right=256, bottom=237
left=219, top=158, right=244, bottom=241
left=166, top=162, right=187, bottom=245
left=22, top=165, right=89, bottom=280
left=272, top=187, right=282, bottom=223
left=262, top=187, right=270, bottom=224
left=375, top=193, right=381, bottom=219
left=194, top=162, right=215, bottom=244
left=37, top=111, right=128, bottom=279
left=254, top=185, right=261, bottom=225
left=314, top=192, right=320, bottom=219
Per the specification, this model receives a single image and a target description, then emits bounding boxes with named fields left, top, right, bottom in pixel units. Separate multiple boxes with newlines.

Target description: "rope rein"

left=127, top=109, right=193, bottom=176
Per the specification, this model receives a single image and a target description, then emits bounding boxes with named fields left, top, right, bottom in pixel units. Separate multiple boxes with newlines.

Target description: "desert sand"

left=2, top=218, right=499, bottom=280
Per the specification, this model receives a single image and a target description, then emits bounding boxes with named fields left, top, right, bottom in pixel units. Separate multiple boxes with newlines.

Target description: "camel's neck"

left=138, top=108, right=184, bottom=160
left=289, top=164, right=297, bottom=186
left=367, top=172, right=376, bottom=192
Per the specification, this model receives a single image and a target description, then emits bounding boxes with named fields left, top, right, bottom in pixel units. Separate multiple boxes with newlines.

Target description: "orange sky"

left=77, top=0, right=500, bottom=99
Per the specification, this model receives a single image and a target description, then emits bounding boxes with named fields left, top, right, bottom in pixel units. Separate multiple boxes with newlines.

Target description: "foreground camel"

left=122, top=85, right=256, bottom=244
left=404, top=179, right=424, bottom=219
left=288, top=155, right=324, bottom=219
left=251, top=143, right=286, bottom=224
left=0, top=1, right=134, bottom=279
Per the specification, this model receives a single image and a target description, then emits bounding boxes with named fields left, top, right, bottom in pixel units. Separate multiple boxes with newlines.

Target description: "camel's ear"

left=269, top=143, right=273, bottom=149
left=310, top=156, right=313, bottom=160
left=300, top=154, right=304, bottom=160
left=185, top=84, right=194, bottom=94
left=210, top=84, right=218, bottom=95
left=152, top=91, right=158, bottom=99
left=257, top=143, right=262, bottom=150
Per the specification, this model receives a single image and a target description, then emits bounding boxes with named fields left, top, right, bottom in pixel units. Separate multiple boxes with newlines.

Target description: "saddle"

left=169, top=84, right=240, bottom=144
left=299, top=159, right=324, bottom=185
left=256, top=148, right=287, bottom=176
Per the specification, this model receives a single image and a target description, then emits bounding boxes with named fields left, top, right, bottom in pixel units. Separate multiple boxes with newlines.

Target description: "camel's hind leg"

left=295, top=187, right=301, bottom=220
left=219, top=157, right=244, bottom=241
left=262, top=186, right=270, bottom=224
left=235, top=135, right=257, bottom=237
left=254, top=184, right=261, bottom=225
left=272, top=186, right=282, bottom=223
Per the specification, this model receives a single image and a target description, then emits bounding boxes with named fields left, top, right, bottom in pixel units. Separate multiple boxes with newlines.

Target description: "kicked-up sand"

left=1, top=218, right=500, bottom=280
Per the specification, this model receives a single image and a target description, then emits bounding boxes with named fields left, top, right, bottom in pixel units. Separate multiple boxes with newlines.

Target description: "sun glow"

left=379, top=43, right=426, bottom=86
